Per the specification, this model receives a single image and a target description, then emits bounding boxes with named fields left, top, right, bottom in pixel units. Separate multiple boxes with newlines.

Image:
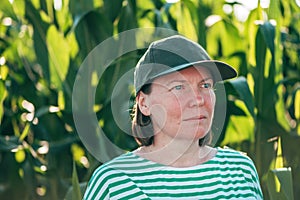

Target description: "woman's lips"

left=183, top=115, right=207, bottom=121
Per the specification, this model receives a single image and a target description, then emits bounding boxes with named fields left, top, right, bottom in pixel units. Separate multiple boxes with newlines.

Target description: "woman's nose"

left=189, top=88, right=205, bottom=107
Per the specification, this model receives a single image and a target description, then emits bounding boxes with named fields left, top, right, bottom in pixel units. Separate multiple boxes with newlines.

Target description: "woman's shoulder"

left=216, top=146, right=252, bottom=159
left=91, top=151, right=154, bottom=176
left=214, top=146, right=257, bottom=168
left=86, top=152, right=137, bottom=187
left=84, top=152, right=149, bottom=199
left=93, top=152, right=136, bottom=172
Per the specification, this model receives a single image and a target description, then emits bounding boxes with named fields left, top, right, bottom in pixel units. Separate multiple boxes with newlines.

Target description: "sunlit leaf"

left=267, top=168, right=294, bottom=200
left=66, top=32, right=79, bottom=59
left=172, top=1, right=198, bottom=41
left=180, top=0, right=199, bottom=40
left=71, top=144, right=85, bottom=163
left=256, top=22, right=290, bottom=132
left=207, top=19, right=244, bottom=60
left=0, top=65, right=9, bottom=80
left=58, top=90, right=65, bottom=110
left=253, top=23, right=275, bottom=119
left=221, top=102, right=255, bottom=145
left=222, top=116, right=254, bottom=145
left=1, top=0, right=300, bottom=199
left=19, top=123, right=30, bottom=142
left=227, top=76, right=255, bottom=118
left=55, top=0, right=73, bottom=33
left=47, top=25, right=70, bottom=93
left=275, top=137, right=284, bottom=169
left=275, top=85, right=291, bottom=132
left=268, top=0, right=281, bottom=22
left=0, top=0, right=18, bottom=21
left=0, top=81, right=7, bottom=124
left=245, top=8, right=261, bottom=67
left=294, top=89, right=300, bottom=120
left=15, top=148, right=26, bottom=163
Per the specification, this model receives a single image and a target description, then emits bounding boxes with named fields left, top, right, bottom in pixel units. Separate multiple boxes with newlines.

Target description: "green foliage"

left=71, top=162, right=83, bottom=200
left=64, top=162, right=87, bottom=200
left=267, top=168, right=294, bottom=200
left=0, top=0, right=299, bottom=199
left=267, top=137, right=294, bottom=199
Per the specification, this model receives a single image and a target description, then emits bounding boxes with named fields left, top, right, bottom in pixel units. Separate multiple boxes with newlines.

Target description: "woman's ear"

left=136, top=92, right=151, bottom=116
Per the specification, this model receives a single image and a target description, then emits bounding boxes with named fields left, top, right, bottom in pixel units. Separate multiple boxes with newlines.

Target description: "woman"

left=83, top=35, right=263, bottom=199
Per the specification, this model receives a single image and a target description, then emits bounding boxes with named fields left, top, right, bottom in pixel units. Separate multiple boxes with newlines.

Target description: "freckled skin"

left=141, top=66, right=216, bottom=143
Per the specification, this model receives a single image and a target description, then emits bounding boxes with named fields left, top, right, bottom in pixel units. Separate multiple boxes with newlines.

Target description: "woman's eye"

left=200, top=83, right=213, bottom=89
left=173, top=85, right=184, bottom=90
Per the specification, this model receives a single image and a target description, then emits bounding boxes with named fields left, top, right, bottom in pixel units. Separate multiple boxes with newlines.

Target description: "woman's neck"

left=134, top=138, right=217, bottom=168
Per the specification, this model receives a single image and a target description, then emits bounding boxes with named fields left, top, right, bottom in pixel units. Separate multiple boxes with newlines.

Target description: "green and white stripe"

left=84, top=147, right=263, bottom=200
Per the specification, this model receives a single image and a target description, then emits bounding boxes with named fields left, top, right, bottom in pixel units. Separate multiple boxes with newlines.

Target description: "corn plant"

left=0, top=0, right=299, bottom=199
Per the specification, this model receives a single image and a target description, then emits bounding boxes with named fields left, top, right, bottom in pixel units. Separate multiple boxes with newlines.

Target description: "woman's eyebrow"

left=200, top=77, right=214, bottom=82
left=166, top=79, right=187, bottom=85
left=165, top=80, right=187, bottom=86
left=165, top=77, right=213, bottom=86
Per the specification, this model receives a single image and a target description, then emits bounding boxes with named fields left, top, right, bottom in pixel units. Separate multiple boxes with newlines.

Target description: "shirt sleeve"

left=242, top=153, right=264, bottom=199
left=83, top=165, right=111, bottom=200
left=251, top=162, right=264, bottom=199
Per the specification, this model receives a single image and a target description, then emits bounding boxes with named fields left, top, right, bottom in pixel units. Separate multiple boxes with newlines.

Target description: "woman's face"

left=139, top=66, right=216, bottom=142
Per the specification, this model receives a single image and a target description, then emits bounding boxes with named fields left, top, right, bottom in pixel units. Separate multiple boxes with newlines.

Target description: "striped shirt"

left=84, top=147, right=263, bottom=199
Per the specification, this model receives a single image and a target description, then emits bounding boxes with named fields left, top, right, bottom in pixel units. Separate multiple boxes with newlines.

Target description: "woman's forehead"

left=153, top=66, right=213, bottom=83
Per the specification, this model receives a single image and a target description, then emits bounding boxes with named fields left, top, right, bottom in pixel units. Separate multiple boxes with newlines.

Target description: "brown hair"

left=131, top=84, right=212, bottom=146
left=131, top=84, right=154, bottom=146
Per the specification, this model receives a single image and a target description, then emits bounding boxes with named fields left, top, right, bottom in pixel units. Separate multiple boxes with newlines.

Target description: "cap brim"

left=152, top=60, right=237, bottom=82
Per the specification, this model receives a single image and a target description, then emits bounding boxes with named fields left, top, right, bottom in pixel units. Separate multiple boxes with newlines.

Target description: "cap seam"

left=150, top=43, right=156, bottom=64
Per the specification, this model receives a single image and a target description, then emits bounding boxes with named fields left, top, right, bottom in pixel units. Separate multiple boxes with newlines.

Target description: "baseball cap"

left=134, top=35, right=237, bottom=93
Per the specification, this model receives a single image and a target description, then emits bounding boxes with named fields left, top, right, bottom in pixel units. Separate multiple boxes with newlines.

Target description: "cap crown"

left=134, top=35, right=237, bottom=93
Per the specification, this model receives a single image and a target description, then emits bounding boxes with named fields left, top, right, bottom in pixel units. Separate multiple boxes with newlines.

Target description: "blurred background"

left=0, top=0, right=299, bottom=199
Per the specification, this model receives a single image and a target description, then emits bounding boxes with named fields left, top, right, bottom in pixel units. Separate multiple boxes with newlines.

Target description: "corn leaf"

left=0, top=81, right=7, bottom=124
left=72, top=162, right=81, bottom=200
left=227, top=76, right=255, bottom=118
left=47, top=25, right=70, bottom=92
left=0, top=0, right=18, bottom=21
left=267, top=168, right=294, bottom=200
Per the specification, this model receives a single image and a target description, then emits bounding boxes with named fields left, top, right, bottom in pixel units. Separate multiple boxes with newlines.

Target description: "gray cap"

left=134, top=35, right=237, bottom=93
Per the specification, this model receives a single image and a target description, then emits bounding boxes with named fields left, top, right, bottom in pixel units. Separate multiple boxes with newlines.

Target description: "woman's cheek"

left=168, top=95, right=183, bottom=115
left=207, top=92, right=216, bottom=120
left=149, top=103, right=167, bottom=127
left=208, top=91, right=216, bottom=107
